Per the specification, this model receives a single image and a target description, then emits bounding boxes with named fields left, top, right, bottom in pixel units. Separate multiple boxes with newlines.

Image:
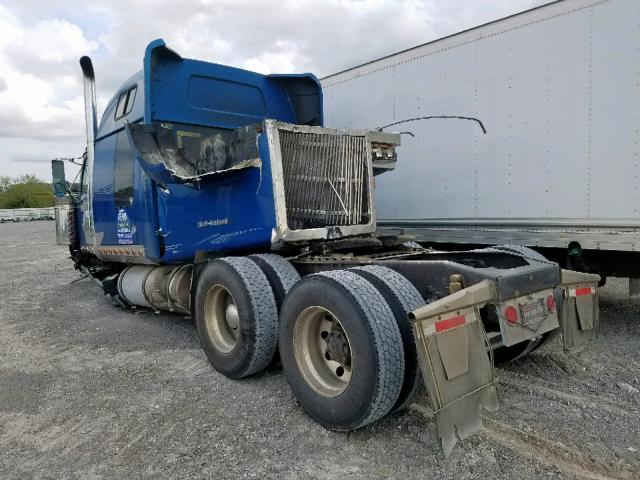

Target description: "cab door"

left=92, top=131, right=137, bottom=246
left=91, top=84, right=139, bottom=247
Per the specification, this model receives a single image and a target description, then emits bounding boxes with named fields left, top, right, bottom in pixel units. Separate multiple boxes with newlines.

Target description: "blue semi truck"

left=52, top=40, right=600, bottom=455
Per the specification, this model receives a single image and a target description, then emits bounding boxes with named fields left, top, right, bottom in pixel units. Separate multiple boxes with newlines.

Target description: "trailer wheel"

left=248, top=254, right=301, bottom=368
left=195, top=257, right=278, bottom=379
left=350, top=265, right=426, bottom=412
left=279, top=270, right=404, bottom=431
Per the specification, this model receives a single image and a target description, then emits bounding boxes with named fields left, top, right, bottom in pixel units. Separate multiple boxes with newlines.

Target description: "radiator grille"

left=279, top=130, right=370, bottom=230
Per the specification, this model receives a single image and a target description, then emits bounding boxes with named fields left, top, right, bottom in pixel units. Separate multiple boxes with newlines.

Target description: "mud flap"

left=558, top=270, right=600, bottom=353
left=410, top=280, right=500, bottom=457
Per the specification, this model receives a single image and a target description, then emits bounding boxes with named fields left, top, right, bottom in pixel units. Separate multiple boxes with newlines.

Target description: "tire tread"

left=217, top=257, right=278, bottom=377
left=248, top=254, right=300, bottom=310
left=351, top=265, right=426, bottom=411
left=317, top=270, right=405, bottom=427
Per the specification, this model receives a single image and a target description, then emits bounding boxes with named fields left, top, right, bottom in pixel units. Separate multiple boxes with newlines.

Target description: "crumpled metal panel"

left=126, top=122, right=261, bottom=183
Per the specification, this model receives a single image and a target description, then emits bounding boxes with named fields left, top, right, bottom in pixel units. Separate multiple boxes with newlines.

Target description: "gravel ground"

left=1, top=221, right=638, bottom=479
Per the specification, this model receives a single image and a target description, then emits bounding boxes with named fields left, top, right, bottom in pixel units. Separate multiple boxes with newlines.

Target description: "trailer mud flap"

left=410, top=280, right=499, bottom=457
left=559, top=270, right=600, bottom=353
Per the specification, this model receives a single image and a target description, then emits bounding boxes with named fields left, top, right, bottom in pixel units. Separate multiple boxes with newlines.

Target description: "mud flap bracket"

left=558, top=270, right=600, bottom=353
left=410, top=280, right=500, bottom=457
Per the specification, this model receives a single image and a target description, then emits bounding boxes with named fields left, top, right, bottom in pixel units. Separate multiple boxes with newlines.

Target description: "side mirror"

left=51, top=160, right=67, bottom=197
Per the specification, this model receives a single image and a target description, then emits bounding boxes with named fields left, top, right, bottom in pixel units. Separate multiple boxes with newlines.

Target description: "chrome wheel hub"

left=293, top=306, right=353, bottom=397
left=204, top=284, right=239, bottom=354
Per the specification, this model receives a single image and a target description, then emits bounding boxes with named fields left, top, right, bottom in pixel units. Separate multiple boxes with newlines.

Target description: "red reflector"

left=435, top=315, right=465, bottom=332
left=575, top=287, right=593, bottom=297
left=505, top=306, right=518, bottom=324
left=546, top=295, right=556, bottom=313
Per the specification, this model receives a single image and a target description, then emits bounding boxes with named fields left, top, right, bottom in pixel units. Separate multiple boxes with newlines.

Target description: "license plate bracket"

left=519, top=298, right=546, bottom=327
left=498, top=289, right=559, bottom=347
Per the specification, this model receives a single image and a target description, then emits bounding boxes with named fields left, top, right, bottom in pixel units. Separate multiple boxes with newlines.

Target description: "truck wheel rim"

left=293, top=306, right=352, bottom=397
left=204, top=284, right=239, bottom=354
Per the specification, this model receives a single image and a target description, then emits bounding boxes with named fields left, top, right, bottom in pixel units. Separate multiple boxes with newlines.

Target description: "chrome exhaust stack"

left=80, top=56, right=97, bottom=146
left=79, top=56, right=97, bottom=240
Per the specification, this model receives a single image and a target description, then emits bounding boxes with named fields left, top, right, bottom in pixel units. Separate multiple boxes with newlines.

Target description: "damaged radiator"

left=279, top=129, right=371, bottom=230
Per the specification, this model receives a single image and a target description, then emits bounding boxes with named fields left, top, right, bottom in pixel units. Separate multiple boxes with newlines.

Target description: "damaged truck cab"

left=77, top=39, right=337, bottom=263
left=52, top=39, right=600, bottom=456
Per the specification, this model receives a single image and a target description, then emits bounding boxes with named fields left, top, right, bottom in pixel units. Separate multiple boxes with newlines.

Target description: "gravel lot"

left=1, top=221, right=638, bottom=479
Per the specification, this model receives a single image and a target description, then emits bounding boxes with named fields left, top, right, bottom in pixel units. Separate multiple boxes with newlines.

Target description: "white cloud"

left=19, top=19, right=98, bottom=63
left=0, top=5, right=97, bottom=146
left=0, top=0, right=545, bottom=179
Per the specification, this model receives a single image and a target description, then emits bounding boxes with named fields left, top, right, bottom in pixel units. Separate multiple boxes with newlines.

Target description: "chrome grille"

left=279, top=129, right=370, bottom=230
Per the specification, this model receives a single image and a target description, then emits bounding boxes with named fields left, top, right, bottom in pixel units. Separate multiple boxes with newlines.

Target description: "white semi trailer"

left=321, top=0, right=639, bottom=280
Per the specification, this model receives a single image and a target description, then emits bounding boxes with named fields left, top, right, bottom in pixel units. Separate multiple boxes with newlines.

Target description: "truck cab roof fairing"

left=142, top=39, right=323, bottom=129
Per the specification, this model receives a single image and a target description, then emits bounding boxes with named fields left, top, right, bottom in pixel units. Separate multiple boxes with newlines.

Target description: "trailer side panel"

left=321, top=0, right=640, bottom=253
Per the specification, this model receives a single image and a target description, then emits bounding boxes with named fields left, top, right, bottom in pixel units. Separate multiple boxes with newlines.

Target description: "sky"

left=0, top=0, right=546, bottom=180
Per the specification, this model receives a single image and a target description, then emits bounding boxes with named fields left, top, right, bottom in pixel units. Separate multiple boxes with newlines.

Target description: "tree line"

left=0, top=175, right=55, bottom=209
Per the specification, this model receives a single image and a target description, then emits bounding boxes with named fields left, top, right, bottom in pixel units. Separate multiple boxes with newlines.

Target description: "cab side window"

left=114, top=132, right=134, bottom=208
left=114, top=85, right=137, bottom=120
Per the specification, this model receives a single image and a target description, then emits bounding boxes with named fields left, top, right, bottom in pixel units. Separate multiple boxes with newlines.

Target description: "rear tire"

left=248, top=254, right=300, bottom=312
left=493, top=331, right=555, bottom=363
left=350, top=265, right=425, bottom=412
left=195, top=257, right=278, bottom=379
left=279, top=270, right=405, bottom=431
left=248, top=254, right=301, bottom=368
left=492, top=244, right=549, bottom=262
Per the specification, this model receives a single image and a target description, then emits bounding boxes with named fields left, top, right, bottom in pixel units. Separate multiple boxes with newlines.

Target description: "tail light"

left=505, top=305, right=518, bottom=324
left=546, top=294, right=556, bottom=313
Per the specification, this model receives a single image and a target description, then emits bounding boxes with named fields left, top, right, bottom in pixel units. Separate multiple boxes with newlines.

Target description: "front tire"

left=279, top=270, right=405, bottom=431
left=195, top=257, right=278, bottom=379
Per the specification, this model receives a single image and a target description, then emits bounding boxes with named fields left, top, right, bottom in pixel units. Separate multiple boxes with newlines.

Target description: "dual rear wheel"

left=194, top=250, right=558, bottom=430
left=195, top=257, right=279, bottom=379
left=194, top=256, right=425, bottom=430
left=279, top=270, right=410, bottom=430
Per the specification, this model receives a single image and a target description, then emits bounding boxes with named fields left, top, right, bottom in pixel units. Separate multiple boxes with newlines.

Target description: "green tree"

left=17, top=174, right=41, bottom=185
left=0, top=176, right=54, bottom=209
